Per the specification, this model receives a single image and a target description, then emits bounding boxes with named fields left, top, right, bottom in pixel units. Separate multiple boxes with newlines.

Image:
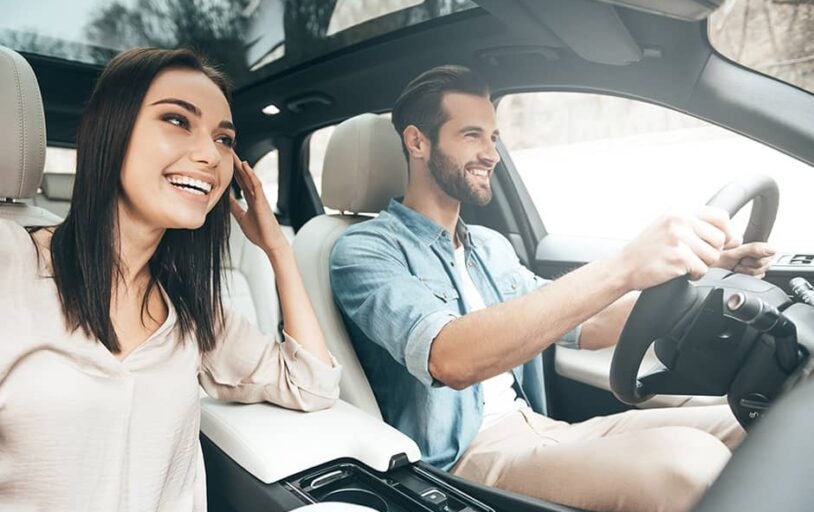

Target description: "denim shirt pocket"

left=418, top=277, right=461, bottom=306
left=496, top=270, right=523, bottom=301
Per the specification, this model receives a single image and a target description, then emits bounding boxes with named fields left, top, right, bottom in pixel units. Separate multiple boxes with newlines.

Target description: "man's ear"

left=403, top=125, right=429, bottom=160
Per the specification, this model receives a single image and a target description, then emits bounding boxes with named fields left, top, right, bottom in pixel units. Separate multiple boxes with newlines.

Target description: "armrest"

left=555, top=346, right=727, bottom=408
left=200, top=398, right=421, bottom=484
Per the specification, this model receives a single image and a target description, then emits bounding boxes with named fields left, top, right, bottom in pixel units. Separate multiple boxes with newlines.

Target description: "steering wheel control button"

left=790, top=277, right=814, bottom=305
left=739, top=393, right=770, bottom=420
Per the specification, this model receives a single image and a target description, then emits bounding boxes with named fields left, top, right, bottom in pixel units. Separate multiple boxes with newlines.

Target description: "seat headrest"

left=0, top=46, right=46, bottom=200
left=321, top=113, right=408, bottom=214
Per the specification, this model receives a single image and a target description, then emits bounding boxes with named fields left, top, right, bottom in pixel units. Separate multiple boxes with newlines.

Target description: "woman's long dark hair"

left=50, top=48, right=232, bottom=354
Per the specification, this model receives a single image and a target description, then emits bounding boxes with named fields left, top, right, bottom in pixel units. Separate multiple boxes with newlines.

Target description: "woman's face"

left=119, top=68, right=235, bottom=230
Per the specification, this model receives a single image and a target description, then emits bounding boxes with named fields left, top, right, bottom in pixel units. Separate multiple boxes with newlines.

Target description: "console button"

left=421, top=488, right=448, bottom=508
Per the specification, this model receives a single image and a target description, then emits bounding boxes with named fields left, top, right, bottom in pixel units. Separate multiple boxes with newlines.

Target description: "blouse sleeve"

left=199, top=310, right=342, bottom=412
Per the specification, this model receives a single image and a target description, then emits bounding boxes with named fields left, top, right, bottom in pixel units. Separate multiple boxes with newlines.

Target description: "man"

left=330, top=65, right=774, bottom=512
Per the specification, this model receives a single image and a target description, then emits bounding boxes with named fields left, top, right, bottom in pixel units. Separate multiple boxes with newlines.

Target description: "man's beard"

left=428, top=145, right=492, bottom=206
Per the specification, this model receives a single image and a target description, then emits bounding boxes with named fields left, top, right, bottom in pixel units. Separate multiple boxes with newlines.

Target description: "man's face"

left=427, top=93, right=501, bottom=206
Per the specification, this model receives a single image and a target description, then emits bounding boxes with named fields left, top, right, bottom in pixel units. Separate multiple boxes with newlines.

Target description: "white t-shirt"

left=453, top=246, right=528, bottom=432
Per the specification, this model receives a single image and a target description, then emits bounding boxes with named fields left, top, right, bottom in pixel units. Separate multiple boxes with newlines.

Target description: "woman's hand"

left=229, top=153, right=288, bottom=255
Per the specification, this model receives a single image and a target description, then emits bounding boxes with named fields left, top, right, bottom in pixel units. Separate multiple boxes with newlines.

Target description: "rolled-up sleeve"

left=405, top=311, right=457, bottom=387
left=331, top=229, right=459, bottom=388
left=199, top=311, right=342, bottom=412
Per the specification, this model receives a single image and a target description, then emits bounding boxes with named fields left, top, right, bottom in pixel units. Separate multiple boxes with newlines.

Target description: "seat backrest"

left=0, top=45, right=61, bottom=227
left=223, top=210, right=295, bottom=336
left=33, top=173, right=74, bottom=218
left=293, top=113, right=408, bottom=419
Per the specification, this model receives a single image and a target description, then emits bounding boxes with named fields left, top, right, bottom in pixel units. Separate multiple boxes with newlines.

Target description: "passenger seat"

left=223, top=209, right=294, bottom=336
left=34, top=173, right=73, bottom=218
left=293, top=113, right=408, bottom=419
left=0, top=45, right=61, bottom=226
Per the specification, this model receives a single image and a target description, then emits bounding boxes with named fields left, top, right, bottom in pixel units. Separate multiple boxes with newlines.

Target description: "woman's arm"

left=200, top=310, right=340, bottom=411
left=229, top=154, right=333, bottom=365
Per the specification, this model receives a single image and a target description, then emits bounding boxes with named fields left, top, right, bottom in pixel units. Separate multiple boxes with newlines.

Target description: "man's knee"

left=643, top=427, right=731, bottom=511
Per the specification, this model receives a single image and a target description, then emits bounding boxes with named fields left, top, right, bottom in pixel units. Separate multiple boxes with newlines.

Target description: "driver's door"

left=493, top=91, right=814, bottom=423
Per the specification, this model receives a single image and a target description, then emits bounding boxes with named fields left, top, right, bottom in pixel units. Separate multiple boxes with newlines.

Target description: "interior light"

left=262, top=104, right=280, bottom=116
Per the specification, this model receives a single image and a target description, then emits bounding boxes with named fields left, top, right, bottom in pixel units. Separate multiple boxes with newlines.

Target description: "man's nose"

left=479, top=139, right=500, bottom=166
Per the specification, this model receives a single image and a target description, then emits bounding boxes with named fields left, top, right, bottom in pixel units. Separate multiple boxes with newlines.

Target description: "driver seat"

left=0, top=45, right=62, bottom=227
left=292, top=113, right=407, bottom=419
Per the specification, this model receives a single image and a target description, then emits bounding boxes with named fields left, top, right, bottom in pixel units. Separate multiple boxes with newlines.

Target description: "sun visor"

left=476, top=0, right=643, bottom=66
left=597, top=0, right=725, bottom=21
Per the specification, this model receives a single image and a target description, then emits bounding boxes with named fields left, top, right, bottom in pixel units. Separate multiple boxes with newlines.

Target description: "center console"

left=200, top=398, right=579, bottom=512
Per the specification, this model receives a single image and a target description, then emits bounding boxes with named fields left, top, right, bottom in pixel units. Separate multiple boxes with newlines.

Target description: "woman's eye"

left=216, top=135, right=235, bottom=148
left=162, top=113, right=189, bottom=129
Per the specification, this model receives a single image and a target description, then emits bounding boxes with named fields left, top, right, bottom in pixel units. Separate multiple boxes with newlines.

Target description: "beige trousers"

left=451, top=405, right=745, bottom=512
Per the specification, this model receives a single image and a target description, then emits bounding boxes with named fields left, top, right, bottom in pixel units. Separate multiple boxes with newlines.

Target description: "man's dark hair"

left=391, top=65, right=490, bottom=161
left=47, top=47, right=232, bottom=354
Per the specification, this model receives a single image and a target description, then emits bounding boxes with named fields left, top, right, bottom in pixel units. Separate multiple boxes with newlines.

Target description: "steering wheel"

left=610, top=175, right=779, bottom=405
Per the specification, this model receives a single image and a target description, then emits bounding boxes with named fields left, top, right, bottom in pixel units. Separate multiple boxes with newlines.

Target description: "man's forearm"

left=578, top=291, right=638, bottom=350
left=429, top=255, right=632, bottom=389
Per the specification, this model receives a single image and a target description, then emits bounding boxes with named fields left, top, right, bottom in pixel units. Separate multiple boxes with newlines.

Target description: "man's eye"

left=162, top=113, right=189, bottom=129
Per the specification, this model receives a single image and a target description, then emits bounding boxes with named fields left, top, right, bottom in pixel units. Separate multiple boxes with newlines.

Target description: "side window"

left=496, top=92, right=813, bottom=252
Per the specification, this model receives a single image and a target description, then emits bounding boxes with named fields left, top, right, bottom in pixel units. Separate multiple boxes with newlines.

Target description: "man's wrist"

left=598, top=253, right=635, bottom=295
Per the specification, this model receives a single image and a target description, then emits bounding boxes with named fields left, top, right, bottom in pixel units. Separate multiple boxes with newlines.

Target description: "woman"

left=0, top=48, right=340, bottom=510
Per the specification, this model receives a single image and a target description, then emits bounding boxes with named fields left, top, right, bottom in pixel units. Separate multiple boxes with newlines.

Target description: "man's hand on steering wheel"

left=715, top=241, right=776, bottom=278
left=615, top=206, right=740, bottom=291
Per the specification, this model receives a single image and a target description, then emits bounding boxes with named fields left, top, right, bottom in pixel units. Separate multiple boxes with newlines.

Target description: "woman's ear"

left=402, top=125, right=429, bottom=161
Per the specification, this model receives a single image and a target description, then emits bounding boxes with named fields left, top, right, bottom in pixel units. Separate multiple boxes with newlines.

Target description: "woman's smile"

left=164, top=173, right=217, bottom=203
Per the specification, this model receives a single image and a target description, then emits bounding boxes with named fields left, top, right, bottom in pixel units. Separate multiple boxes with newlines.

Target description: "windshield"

left=709, top=0, right=814, bottom=94
left=0, top=0, right=476, bottom=87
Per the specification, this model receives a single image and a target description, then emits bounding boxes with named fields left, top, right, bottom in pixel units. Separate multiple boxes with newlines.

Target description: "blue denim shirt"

left=330, top=199, right=580, bottom=470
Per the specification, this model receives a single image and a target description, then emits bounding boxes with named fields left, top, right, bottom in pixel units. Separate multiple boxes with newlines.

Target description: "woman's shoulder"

left=0, top=219, right=40, bottom=266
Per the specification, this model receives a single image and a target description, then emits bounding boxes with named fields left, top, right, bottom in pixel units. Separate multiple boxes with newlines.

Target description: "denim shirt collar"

left=386, top=198, right=477, bottom=249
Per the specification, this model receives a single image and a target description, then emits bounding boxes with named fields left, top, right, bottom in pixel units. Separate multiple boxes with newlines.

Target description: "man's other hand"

left=715, top=242, right=776, bottom=279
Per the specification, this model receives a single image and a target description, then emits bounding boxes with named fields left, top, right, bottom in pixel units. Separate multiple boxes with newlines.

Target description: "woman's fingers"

left=229, top=194, right=245, bottom=221
left=241, top=160, right=264, bottom=203
left=230, top=153, right=252, bottom=201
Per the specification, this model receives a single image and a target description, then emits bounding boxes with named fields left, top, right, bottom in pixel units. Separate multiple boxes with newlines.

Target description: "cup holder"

left=321, top=488, right=389, bottom=512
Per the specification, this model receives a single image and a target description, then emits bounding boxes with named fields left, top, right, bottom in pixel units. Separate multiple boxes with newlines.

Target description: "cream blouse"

left=0, top=219, right=342, bottom=511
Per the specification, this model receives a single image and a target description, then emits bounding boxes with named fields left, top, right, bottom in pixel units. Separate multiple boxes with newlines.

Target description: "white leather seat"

left=293, top=113, right=408, bottom=419
left=0, top=45, right=61, bottom=226
left=34, top=173, right=74, bottom=218
left=223, top=212, right=294, bottom=336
